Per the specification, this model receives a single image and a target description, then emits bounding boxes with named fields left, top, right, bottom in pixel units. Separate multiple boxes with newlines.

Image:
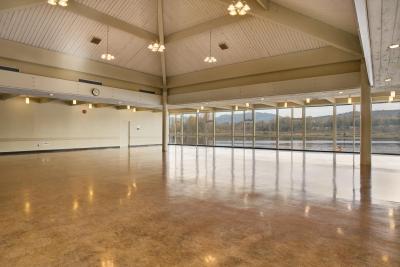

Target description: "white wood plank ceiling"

left=0, top=0, right=360, bottom=78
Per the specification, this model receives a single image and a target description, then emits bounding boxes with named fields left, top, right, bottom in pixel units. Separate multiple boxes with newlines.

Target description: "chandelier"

left=148, top=41, right=165, bottom=53
left=101, top=26, right=115, bottom=61
left=204, top=31, right=217, bottom=63
left=47, top=0, right=68, bottom=7
left=228, top=0, right=250, bottom=16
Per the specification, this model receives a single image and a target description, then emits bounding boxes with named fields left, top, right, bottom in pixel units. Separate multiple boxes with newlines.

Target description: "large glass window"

left=336, top=105, right=354, bottom=152
left=372, top=102, right=400, bottom=154
left=244, top=110, right=254, bottom=147
left=278, top=108, right=292, bottom=149
left=354, top=104, right=360, bottom=152
left=306, top=106, right=333, bottom=151
left=183, top=113, right=197, bottom=145
left=234, top=111, right=244, bottom=147
left=255, top=109, right=276, bottom=148
left=215, top=112, right=232, bottom=146
left=169, top=115, right=176, bottom=144
left=176, top=114, right=183, bottom=145
left=292, top=108, right=303, bottom=150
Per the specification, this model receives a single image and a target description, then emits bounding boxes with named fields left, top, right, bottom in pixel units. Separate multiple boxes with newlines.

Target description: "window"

left=278, top=108, right=292, bottom=149
left=255, top=109, right=276, bottom=148
left=372, top=102, right=400, bottom=154
left=183, top=113, right=196, bottom=145
left=215, top=112, right=232, bottom=146
left=292, top=108, right=303, bottom=150
left=306, top=106, right=333, bottom=151
left=354, top=104, right=360, bottom=152
left=244, top=110, right=254, bottom=147
left=198, top=112, right=214, bottom=145
left=336, top=105, right=354, bottom=152
left=169, top=115, right=176, bottom=144
left=176, top=114, right=182, bottom=145
left=233, top=111, right=244, bottom=147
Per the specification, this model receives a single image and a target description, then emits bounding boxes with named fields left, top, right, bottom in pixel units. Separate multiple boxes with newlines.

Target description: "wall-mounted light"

left=284, top=102, right=288, bottom=108
left=127, top=105, right=131, bottom=110
left=235, top=105, right=239, bottom=111
left=389, top=96, right=394, bottom=102
left=306, top=98, right=311, bottom=104
left=245, top=103, right=250, bottom=108
left=196, top=109, right=200, bottom=113
left=347, top=97, right=352, bottom=104
left=390, top=91, right=396, bottom=98
left=72, top=99, right=77, bottom=105
left=88, top=103, right=93, bottom=109
left=25, top=97, right=30, bottom=104
left=132, top=108, right=136, bottom=112
left=200, top=106, right=204, bottom=110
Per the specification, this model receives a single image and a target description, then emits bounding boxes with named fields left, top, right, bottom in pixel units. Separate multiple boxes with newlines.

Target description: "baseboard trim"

left=0, top=144, right=162, bottom=155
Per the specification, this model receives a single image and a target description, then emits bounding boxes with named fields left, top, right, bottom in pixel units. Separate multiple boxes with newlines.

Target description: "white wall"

left=0, top=98, right=162, bottom=153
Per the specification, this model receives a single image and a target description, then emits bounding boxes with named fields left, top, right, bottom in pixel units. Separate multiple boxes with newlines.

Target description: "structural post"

left=162, top=88, right=169, bottom=152
left=360, top=60, right=371, bottom=177
left=252, top=109, right=256, bottom=148
left=352, top=104, right=356, bottom=152
left=302, top=106, right=306, bottom=150
left=196, top=111, right=199, bottom=146
left=290, top=108, right=294, bottom=150
left=231, top=109, right=234, bottom=147
left=213, top=111, right=216, bottom=146
left=333, top=103, right=337, bottom=151
left=276, top=108, right=279, bottom=149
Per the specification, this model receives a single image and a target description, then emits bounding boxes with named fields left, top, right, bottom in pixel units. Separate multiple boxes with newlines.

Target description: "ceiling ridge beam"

left=65, top=0, right=158, bottom=42
left=165, top=15, right=250, bottom=43
left=168, top=47, right=360, bottom=88
left=216, top=0, right=362, bottom=56
left=0, top=0, right=43, bottom=11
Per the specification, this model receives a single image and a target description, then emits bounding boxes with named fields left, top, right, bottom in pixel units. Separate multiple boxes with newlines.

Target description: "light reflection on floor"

left=0, top=146, right=398, bottom=266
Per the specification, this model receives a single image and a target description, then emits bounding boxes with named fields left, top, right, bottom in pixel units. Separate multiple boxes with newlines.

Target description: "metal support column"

left=302, top=106, right=306, bottom=150
left=276, top=108, right=279, bottom=149
left=252, top=109, right=256, bottom=148
left=333, top=104, right=337, bottom=151
left=162, top=89, right=169, bottom=152
left=196, top=111, right=199, bottom=146
left=231, top=110, right=234, bottom=147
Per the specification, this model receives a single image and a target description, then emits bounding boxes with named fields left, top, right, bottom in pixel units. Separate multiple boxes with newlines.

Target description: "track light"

left=25, top=97, right=30, bottom=104
left=306, top=98, right=311, bottom=104
left=72, top=100, right=77, bottom=105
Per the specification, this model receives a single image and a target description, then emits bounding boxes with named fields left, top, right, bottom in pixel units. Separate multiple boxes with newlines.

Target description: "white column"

left=162, top=89, right=169, bottom=152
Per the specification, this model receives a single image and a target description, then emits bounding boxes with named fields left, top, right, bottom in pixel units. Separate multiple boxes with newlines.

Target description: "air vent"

left=139, top=89, right=156, bottom=95
left=218, top=43, right=229, bottom=50
left=0, top=65, right=20, bottom=72
left=90, top=37, right=102, bottom=45
left=78, top=79, right=102, bottom=86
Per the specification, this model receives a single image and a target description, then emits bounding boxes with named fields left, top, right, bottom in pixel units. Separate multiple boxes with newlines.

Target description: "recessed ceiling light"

left=389, top=44, right=399, bottom=49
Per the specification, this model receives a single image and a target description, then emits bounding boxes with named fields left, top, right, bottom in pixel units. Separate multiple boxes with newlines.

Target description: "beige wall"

left=0, top=98, right=162, bottom=153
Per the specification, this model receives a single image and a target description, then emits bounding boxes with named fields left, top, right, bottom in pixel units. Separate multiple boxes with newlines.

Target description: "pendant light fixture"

left=47, top=0, right=68, bottom=7
left=204, top=31, right=217, bottom=63
left=148, top=41, right=165, bottom=53
left=101, top=26, right=115, bottom=61
left=228, top=0, right=250, bottom=16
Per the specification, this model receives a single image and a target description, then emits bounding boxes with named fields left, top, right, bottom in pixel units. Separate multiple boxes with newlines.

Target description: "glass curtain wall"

left=292, top=108, right=303, bottom=150
left=234, top=111, right=244, bottom=147
left=175, top=114, right=183, bottom=145
left=215, top=112, right=232, bottom=146
left=169, top=115, right=176, bottom=144
left=255, top=109, right=276, bottom=148
left=205, top=112, right=214, bottom=146
left=354, top=105, right=360, bottom=152
left=198, top=113, right=207, bottom=145
left=306, top=106, right=333, bottom=151
left=244, top=110, right=254, bottom=147
left=278, top=108, right=292, bottom=149
left=336, top=105, right=355, bottom=152
left=182, top=113, right=197, bottom=145
left=371, top=102, right=400, bottom=154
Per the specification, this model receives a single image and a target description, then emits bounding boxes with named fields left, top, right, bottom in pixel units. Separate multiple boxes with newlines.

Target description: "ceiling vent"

left=90, top=37, right=102, bottom=45
left=218, top=43, right=229, bottom=50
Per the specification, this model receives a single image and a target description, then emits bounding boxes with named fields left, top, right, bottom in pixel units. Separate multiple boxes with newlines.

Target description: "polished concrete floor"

left=0, top=146, right=399, bottom=266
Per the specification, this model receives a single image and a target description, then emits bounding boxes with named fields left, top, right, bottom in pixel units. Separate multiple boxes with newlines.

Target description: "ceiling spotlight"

left=88, top=103, right=93, bottom=109
left=385, top=78, right=392, bottom=82
left=347, top=97, right=352, bottom=104
left=47, top=0, right=68, bottom=7
left=306, top=98, right=311, bottom=104
left=72, top=99, right=77, bottom=105
left=228, top=0, right=250, bottom=16
left=101, top=26, right=115, bottom=61
left=390, top=91, right=396, bottom=98
left=25, top=97, right=30, bottom=104
left=148, top=41, right=165, bottom=53
left=389, top=44, right=400, bottom=49
left=204, top=31, right=217, bottom=64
